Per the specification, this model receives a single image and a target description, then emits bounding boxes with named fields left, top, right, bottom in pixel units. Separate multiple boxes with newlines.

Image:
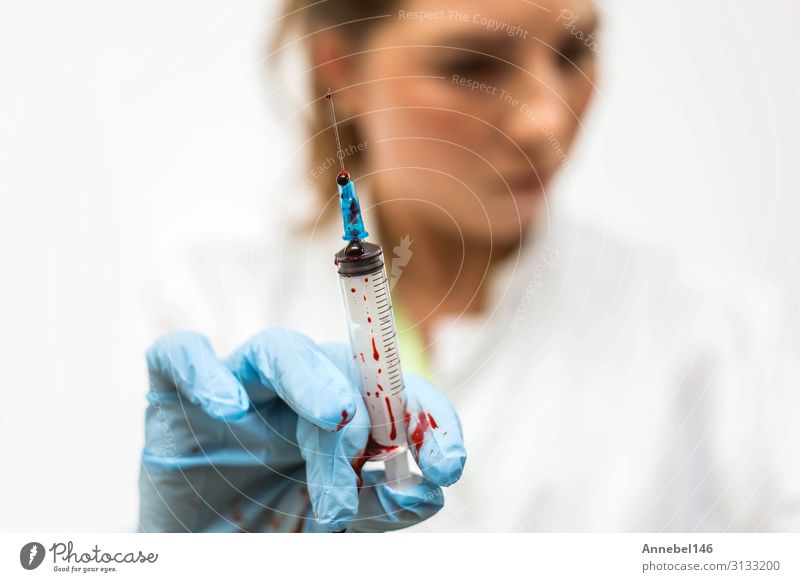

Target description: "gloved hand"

left=138, top=328, right=466, bottom=532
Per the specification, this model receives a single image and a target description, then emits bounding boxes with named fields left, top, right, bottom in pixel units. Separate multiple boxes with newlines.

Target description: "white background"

left=1, top=1, right=798, bottom=531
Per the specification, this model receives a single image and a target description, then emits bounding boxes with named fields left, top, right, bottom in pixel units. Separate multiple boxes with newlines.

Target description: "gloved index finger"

left=404, top=373, right=467, bottom=487
left=224, top=328, right=358, bottom=433
left=146, top=331, right=250, bottom=421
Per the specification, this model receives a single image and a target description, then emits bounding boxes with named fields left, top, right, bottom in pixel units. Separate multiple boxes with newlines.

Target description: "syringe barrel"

left=335, top=241, right=407, bottom=455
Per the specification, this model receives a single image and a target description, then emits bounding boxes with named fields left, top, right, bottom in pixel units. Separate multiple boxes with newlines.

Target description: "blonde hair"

left=268, top=1, right=398, bottom=212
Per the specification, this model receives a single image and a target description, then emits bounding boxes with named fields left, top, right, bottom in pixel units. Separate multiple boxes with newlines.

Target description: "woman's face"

left=338, top=0, right=598, bottom=249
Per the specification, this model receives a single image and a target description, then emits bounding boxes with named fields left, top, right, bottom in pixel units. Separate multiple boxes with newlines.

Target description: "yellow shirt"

left=392, top=299, right=435, bottom=384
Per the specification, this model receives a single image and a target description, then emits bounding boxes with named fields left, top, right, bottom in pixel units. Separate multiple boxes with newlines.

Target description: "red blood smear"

left=363, top=294, right=367, bottom=301
left=359, top=352, right=365, bottom=363
left=410, top=411, right=432, bottom=455
left=334, top=257, right=339, bottom=266
left=378, top=368, right=382, bottom=374
left=336, top=409, right=349, bottom=432
left=364, top=277, right=368, bottom=282
left=367, top=316, right=372, bottom=323
left=325, top=91, right=332, bottom=100
left=366, top=392, right=371, bottom=396
left=230, top=496, right=243, bottom=524
left=375, top=392, right=379, bottom=398
left=385, top=397, right=397, bottom=440
left=292, top=517, right=304, bottom=533
left=350, top=435, right=400, bottom=493
left=377, top=383, right=384, bottom=391
left=351, top=287, right=356, bottom=293
left=371, top=337, right=380, bottom=360
left=266, top=511, right=284, bottom=531
left=427, top=413, right=438, bottom=429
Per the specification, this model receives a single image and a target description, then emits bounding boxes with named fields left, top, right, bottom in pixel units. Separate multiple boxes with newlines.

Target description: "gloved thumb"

left=343, top=469, right=445, bottom=533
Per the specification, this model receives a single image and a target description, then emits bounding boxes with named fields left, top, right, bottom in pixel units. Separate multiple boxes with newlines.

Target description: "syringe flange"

left=334, top=241, right=383, bottom=276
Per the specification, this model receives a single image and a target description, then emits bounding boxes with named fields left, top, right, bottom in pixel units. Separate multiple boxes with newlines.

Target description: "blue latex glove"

left=138, top=329, right=466, bottom=532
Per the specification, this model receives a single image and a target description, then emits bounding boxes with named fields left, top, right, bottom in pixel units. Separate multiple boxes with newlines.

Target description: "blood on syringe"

left=407, top=410, right=438, bottom=455
left=350, top=435, right=400, bottom=492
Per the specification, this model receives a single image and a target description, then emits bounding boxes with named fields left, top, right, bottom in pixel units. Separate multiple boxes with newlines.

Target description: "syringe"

left=326, top=90, right=412, bottom=486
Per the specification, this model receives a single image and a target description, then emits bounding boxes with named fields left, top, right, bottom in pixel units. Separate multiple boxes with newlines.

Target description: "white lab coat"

left=145, top=195, right=800, bottom=532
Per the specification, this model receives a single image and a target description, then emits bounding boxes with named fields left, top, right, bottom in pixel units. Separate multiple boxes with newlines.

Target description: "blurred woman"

left=138, top=0, right=798, bottom=532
